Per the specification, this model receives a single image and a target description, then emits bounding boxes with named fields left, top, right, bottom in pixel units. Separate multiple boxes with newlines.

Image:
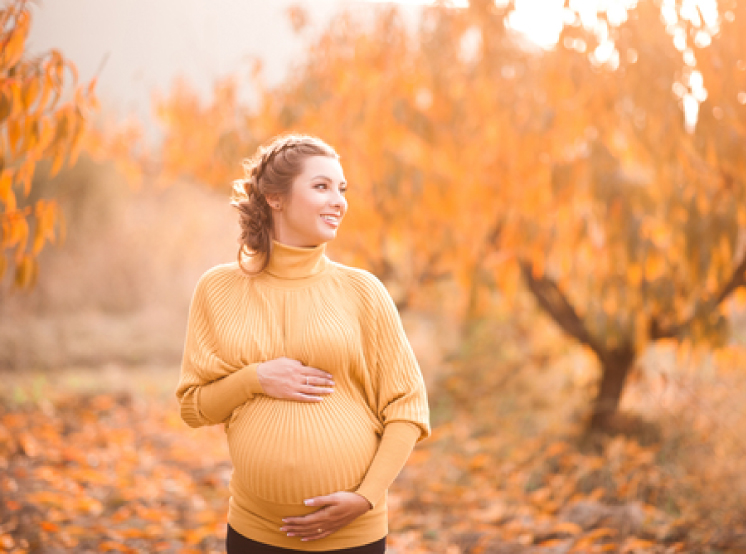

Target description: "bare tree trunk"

left=518, top=260, right=641, bottom=432
left=590, top=347, right=636, bottom=430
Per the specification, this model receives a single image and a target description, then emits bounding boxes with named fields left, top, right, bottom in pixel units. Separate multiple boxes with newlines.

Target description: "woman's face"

left=270, top=155, right=348, bottom=248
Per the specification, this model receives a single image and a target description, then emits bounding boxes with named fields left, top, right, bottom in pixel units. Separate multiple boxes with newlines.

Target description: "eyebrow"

left=311, top=175, right=347, bottom=186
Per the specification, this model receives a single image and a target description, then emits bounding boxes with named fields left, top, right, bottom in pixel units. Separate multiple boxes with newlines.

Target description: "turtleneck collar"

left=263, top=239, right=329, bottom=281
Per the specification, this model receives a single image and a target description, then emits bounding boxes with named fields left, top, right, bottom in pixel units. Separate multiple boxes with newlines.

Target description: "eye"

left=340, top=187, right=348, bottom=195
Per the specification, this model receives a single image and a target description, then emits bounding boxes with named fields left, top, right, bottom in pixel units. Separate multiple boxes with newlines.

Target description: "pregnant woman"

left=175, top=134, right=430, bottom=553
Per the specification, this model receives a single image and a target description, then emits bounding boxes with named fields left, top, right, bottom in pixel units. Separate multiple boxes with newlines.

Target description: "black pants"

left=226, top=524, right=386, bottom=554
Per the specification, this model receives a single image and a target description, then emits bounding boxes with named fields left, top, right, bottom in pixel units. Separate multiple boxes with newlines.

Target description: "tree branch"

left=519, top=259, right=608, bottom=361
left=652, top=249, right=746, bottom=339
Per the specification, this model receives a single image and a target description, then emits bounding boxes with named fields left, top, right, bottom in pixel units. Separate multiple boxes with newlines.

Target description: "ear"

left=265, top=194, right=283, bottom=211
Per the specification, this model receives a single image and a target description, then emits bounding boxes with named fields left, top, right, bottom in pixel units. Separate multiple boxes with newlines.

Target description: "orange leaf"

left=584, top=527, right=618, bottom=541
left=0, top=90, right=11, bottom=121
left=2, top=21, right=27, bottom=69
left=551, top=521, right=583, bottom=535
left=40, top=521, right=59, bottom=532
left=0, top=170, right=14, bottom=211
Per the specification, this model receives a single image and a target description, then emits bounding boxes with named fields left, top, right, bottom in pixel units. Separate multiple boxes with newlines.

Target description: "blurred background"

left=2, top=0, right=746, bottom=552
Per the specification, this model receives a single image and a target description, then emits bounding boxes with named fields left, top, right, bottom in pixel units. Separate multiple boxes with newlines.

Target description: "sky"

left=26, top=0, right=568, bottom=117
left=26, top=0, right=424, bottom=121
left=28, top=0, right=703, bottom=131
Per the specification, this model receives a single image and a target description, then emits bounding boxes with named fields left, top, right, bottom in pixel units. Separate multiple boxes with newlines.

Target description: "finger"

left=293, top=393, right=325, bottom=403
left=303, top=375, right=335, bottom=387
left=284, top=523, right=330, bottom=535
left=282, top=511, right=326, bottom=528
left=282, top=497, right=335, bottom=525
left=300, top=530, right=333, bottom=542
left=305, top=368, right=335, bottom=382
left=284, top=520, right=336, bottom=537
left=301, top=385, right=334, bottom=395
left=304, top=495, right=337, bottom=508
left=283, top=525, right=334, bottom=540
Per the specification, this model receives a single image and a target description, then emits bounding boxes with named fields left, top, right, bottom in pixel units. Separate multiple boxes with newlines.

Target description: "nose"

left=330, top=189, right=346, bottom=212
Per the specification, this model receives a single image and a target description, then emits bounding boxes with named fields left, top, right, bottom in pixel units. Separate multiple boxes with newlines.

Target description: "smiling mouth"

left=320, top=214, right=340, bottom=226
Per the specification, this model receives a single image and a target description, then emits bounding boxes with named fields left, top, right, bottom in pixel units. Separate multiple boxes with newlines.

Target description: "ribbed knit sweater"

left=175, top=239, right=430, bottom=550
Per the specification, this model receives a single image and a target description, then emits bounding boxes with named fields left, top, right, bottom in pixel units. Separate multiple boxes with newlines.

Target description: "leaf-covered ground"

left=1, top=353, right=745, bottom=553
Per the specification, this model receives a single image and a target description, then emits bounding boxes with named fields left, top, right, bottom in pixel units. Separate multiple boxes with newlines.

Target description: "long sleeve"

left=175, top=274, right=264, bottom=428
left=364, top=276, right=431, bottom=441
left=354, top=421, right=421, bottom=508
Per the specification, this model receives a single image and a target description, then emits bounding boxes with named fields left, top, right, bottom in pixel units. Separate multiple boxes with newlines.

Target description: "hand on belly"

left=279, top=491, right=372, bottom=542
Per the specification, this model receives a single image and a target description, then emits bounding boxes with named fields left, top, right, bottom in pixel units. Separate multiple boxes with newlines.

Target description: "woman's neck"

left=263, top=239, right=329, bottom=280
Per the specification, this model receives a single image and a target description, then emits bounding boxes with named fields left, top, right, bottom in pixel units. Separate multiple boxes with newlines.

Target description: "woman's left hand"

left=280, top=492, right=372, bottom=542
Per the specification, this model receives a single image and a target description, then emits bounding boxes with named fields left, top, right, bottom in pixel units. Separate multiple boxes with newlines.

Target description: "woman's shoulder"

left=193, top=261, right=246, bottom=294
left=329, top=261, right=392, bottom=302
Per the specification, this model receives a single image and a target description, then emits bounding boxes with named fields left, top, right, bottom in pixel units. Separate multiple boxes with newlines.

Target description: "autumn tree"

left=155, top=0, right=746, bottom=430
left=0, top=0, right=98, bottom=289
left=486, top=0, right=746, bottom=429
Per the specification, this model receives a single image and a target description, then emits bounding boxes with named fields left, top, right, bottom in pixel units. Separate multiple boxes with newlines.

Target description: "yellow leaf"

left=2, top=11, right=29, bottom=68
left=10, top=80, right=23, bottom=118
left=584, top=527, right=618, bottom=541
left=50, top=150, right=66, bottom=177
left=8, top=118, right=22, bottom=154
left=20, top=160, right=35, bottom=197
left=627, top=263, right=642, bottom=286
left=13, top=217, right=29, bottom=256
left=23, top=77, right=40, bottom=110
left=644, top=254, right=664, bottom=280
left=32, top=218, right=45, bottom=255
left=69, top=127, right=85, bottom=166
left=0, top=170, right=15, bottom=211
left=735, top=288, right=746, bottom=307
left=551, top=521, right=583, bottom=535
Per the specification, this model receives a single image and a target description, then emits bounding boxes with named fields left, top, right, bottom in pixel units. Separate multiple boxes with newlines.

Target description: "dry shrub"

left=624, top=342, right=746, bottom=543
left=0, top=156, right=238, bottom=370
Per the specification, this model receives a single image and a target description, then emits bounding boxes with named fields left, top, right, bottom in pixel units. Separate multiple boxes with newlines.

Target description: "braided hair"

left=230, top=134, right=339, bottom=276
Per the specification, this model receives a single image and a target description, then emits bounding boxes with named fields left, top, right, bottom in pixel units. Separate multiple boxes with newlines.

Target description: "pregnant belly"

left=226, top=391, right=380, bottom=504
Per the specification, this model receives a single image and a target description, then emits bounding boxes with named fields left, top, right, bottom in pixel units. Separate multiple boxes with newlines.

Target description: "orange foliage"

left=4, top=373, right=743, bottom=553
left=0, top=0, right=98, bottom=289
left=153, top=2, right=746, bottom=425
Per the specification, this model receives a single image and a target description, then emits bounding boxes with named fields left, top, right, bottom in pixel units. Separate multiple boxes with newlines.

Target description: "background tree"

left=0, top=0, right=98, bottom=289
left=154, top=0, right=746, bottom=430
left=499, top=0, right=746, bottom=429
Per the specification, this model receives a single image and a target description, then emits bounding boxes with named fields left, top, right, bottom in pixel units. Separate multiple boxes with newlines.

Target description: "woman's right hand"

left=256, top=357, right=335, bottom=402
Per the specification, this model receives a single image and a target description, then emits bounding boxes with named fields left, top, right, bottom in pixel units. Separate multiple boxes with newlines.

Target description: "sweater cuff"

left=198, top=362, right=264, bottom=424
left=355, top=421, right=421, bottom=509
left=239, top=362, right=265, bottom=396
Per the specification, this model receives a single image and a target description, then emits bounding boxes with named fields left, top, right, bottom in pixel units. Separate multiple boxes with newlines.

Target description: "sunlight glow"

left=358, top=0, right=469, bottom=7
left=361, top=0, right=723, bottom=132
left=507, top=0, right=566, bottom=49
left=360, top=0, right=721, bottom=60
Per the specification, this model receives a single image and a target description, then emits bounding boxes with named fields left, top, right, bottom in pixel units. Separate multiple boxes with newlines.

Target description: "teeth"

left=321, top=215, right=339, bottom=222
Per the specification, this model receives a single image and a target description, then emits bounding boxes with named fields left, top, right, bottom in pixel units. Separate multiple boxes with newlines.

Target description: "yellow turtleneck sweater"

left=175, top=240, right=430, bottom=551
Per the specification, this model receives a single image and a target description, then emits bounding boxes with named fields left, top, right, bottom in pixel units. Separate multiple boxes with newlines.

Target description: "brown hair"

left=230, top=133, right=339, bottom=276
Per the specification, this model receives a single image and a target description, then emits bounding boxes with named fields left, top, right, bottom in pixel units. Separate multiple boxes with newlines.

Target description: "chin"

left=316, top=228, right=338, bottom=243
